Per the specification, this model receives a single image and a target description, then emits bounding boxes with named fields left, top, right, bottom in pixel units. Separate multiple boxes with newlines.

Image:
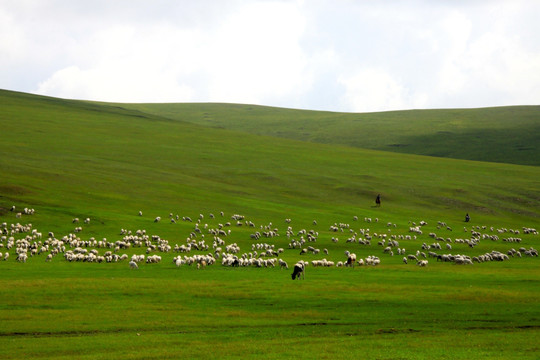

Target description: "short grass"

left=117, top=102, right=540, bottom=166
left=0, top=89, right=539, bottom=359
left=0, top=246, right=539, bottom=359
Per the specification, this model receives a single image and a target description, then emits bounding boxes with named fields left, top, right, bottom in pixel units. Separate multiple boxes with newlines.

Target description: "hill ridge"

left=116, top=101, right=540, bottom=166
left=3, top=89, right=538, bottom=165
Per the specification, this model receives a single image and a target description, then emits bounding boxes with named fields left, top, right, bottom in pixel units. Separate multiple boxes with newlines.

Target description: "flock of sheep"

left=1, top=205, right=538, bottom=280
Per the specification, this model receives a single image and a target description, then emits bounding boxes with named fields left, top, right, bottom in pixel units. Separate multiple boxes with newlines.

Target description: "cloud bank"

left=1, top=0, right=539, bottom=112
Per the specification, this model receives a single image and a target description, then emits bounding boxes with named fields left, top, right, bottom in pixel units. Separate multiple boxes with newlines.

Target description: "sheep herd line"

left=1, top=206, right=539, bottom=280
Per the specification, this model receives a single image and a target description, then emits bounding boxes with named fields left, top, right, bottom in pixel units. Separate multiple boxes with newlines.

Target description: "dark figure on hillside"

left=375, top=194, right=381, bottom=207
left=465, top=213, right=470, bottom=222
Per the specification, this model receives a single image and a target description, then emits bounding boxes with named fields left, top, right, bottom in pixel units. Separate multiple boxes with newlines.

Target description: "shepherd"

left=465, top=213, right=470, bottom=222
left=375, top=194, right=381, bottom=207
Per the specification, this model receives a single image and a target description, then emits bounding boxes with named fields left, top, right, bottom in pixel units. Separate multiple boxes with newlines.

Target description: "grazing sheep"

left=146, top=255, right=162, bottom=264
left=417, top=260, right=428, bottom=267
left=364, top=255, right=380, bottom=266
left=129, top=260, right=139, bottom=269
left=16, top=253, right=27, bottom=263
left=154, top=216, right=161, bottom=223
left=454, top=255, right=473, bottom=265
left=346, top=253, right=357, bottom=268
left=278, top=258, right=288, bottom=269
left=291, top=261, right=305, bottom=280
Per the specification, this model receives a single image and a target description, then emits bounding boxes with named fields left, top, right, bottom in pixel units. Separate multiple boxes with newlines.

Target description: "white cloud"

left=427, top=3, right=540, bottom=107
left=461, top=31, right=540, bottom=104
left=199, top=1, right=310, bottom=105
left=33, top=0, right=311, bottom=105
left=35, top=22, right=201, bottom=102
left=338, top=68, right=427, bottom=112
left=1, top=0, right=539, bottom=111
left=436, top=10, right=472, bottom=96
left=36, top=64, right=195, bottom=103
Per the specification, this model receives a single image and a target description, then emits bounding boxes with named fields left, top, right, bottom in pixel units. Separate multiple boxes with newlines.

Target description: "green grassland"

left=0, top=89, right=539, bottom=359
left=118, top=102, right=540, bottom=166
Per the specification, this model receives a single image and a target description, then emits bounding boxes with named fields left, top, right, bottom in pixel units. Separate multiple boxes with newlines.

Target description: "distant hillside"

left=0, top=89, right=539, bottom=228
left=118, top=103, right=540, bottom=166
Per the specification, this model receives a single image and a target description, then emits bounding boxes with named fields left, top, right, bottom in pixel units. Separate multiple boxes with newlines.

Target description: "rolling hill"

left=0, top=89, right=539, bottom=229
left=1, top=88, right=539, bottom=359
left=116, top=102, right=540, bottom=166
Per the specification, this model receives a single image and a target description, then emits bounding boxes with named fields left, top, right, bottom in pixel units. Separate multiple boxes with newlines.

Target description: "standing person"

left=375, top=194, right=381, bottom=207
left=465, top=213, right=470, bottom=222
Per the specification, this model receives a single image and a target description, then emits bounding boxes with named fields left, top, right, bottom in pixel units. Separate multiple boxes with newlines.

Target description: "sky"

left=1, top=0, right=540, bottom=112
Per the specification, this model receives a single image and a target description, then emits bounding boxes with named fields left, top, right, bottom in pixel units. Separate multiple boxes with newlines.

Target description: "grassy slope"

left=1, top=89, right=539, bottom=228
left=118, top=102, right=540, bottom=166
left=0, top=89, right=539, bottom=359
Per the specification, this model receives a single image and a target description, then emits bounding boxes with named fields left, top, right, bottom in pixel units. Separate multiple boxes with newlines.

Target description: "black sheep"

left=291, top=262, right=305, bottom=280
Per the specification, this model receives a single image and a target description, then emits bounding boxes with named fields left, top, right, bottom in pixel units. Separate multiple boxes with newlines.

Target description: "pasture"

left=1, top=210, right=539, bottom=359
left=0, top=89, right=539, bottom=359
left=119, top=102, right=540, bottom=166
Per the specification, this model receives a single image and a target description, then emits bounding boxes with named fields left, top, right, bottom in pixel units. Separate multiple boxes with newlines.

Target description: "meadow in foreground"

left=0, top=207, right=538, bottom=360
left=0, top=90, right=539, bottom=359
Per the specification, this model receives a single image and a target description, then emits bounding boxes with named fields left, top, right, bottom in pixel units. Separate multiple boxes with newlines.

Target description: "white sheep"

left=365, top=255, right=380, bottom=266
left=146, top=255, right=162, bottom=263
left=129, top=260, right=139, bottom=269
left=16, top=253, right=27, bottom=262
